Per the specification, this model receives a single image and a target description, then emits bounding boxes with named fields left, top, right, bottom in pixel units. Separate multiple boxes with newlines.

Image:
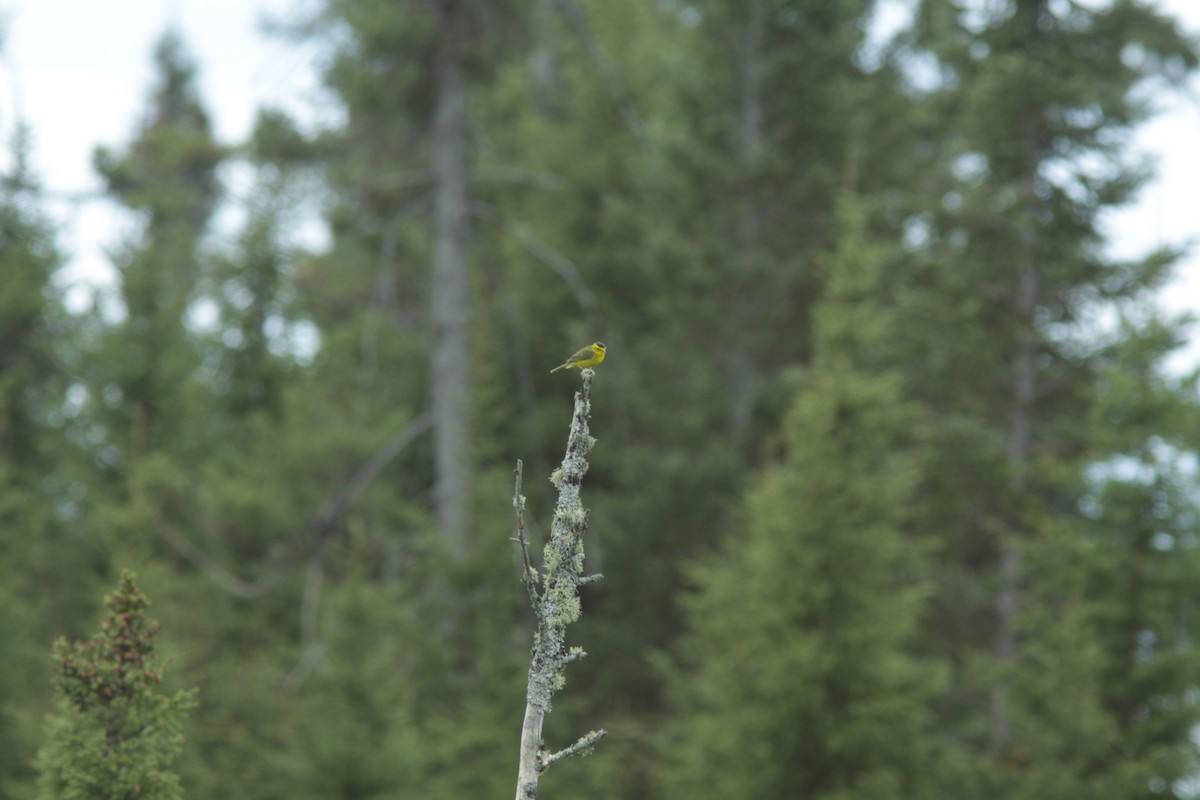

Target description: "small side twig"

left=553, top=0, right=652, bottom=148
left=513, top=369, right=607, bottom=799
left=474, top=202, right=605, bottom=334
left=160, top=521, right=281, bottom=599
left=513, top=459, right=539, bottom=605
left=540, top=729, right=607, bottom=770
left=311, top=413, right=434, bottom=533
left=560, top=646, right=587, bottom=666
left=159, top=412, right=434, bottom=601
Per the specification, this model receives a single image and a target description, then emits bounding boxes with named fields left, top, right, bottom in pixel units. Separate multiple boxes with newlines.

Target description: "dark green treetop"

left=37, top=570, right=196, bottom=800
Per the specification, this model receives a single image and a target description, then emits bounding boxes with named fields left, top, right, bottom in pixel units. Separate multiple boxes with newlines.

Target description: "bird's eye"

left=596, top=342, right=605, bottom=348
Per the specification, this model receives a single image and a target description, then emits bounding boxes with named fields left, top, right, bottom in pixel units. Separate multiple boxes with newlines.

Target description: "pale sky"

left=1, top=0, right=1199, bottom=365
left=0, top=0, right=319, bottom=308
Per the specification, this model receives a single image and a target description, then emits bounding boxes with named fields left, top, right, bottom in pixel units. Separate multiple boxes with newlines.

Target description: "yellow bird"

left=550, top=341, right=606, bottom=373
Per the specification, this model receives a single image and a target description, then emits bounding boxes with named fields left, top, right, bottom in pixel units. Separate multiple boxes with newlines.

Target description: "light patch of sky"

left=0, top=0, right=325, bottom=312
left=1, top=0, right=1200, bottom=369
left=1103, top=0, right=1200, bottom=371
left=864, top=0, right=1200, bottom=372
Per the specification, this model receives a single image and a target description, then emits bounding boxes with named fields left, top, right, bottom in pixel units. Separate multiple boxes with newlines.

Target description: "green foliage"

left=36, top=572, right=195, bottom=800
left=0, top=134, right=66, bottom=483
left=0, top=132, right=108, bottom=800
left=2, top=1, right=1200, bottom=797
left=1074, top=326, right=1200, bottom=796
left=663, top=198, right=940, bottom=800
left=82, top=31, right=225, bottom=476
left=894, top=1, right=1200, bottom=795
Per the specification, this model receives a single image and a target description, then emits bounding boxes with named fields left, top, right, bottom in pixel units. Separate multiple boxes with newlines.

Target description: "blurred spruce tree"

left=0, top=132, right=105, bottom=800
left=227, top=3, right=538, bottom=795
left=897, top=0, right=1200, bottom=795
left=1075, top=321, right=1200, bottom=796
left=36, top=571, right=195, bottom=800
left=661, top=197, right=941, bottom=800
left=65, top=32, right=315, bottom=798
left=86, top=31, right=224, bottom=471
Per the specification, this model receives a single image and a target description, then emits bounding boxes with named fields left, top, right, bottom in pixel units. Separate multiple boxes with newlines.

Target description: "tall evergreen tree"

left=678, top=0, right=887, bottom=444
left=0, top=131, right=103, bottom=800
left=663, top=198, right=939, bottom=800
left=902, top=0, right=1200, bottom=793
left=67, top=35, right=309, bottom=798
left=87, top=30, right=223, bottom=468
left=1077, top=320, right=1200, bottom=797
left=483, top=0, right=921, bottom=682
left=471, top=5, right=930, bottom=793
left=214, top=5, right=546, bottom=794
left=281, top=0, right=531, bottom=556
left=0, top=145, right=61, bottom=485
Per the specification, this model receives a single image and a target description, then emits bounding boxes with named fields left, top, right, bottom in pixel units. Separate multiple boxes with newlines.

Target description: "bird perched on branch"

left=550, top=342, right=606, bottom=373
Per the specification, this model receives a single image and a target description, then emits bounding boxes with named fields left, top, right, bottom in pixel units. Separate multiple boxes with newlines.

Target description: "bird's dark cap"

left=596, top=341, right=606, bottom=348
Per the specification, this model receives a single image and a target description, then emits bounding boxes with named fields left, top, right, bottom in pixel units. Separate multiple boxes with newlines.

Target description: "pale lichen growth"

left=544, top=544, right=562, bottom=574
left=544, top=585, right=582, bottom=626
left=562, top=595, right=581, bottom=623
left=557, top=507, right=587, bottom=527
left=515, top=367, right=606, bottom=794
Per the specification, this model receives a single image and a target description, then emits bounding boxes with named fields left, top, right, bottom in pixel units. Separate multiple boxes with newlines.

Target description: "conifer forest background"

left=5, top=1, right=1200, bottom=797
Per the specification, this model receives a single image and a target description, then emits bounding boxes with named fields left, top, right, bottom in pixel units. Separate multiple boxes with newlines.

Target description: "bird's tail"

left=549, top=364, right=567, bottom=374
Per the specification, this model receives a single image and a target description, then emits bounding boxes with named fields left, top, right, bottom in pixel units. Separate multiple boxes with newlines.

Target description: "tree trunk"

left=728, top=0, right=767, bottom=446
left=993, top=244, right=1036, bottom=745
left=431, top=1, right=473, bottom=559
left=993, top=1, right=1045, bottom=741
